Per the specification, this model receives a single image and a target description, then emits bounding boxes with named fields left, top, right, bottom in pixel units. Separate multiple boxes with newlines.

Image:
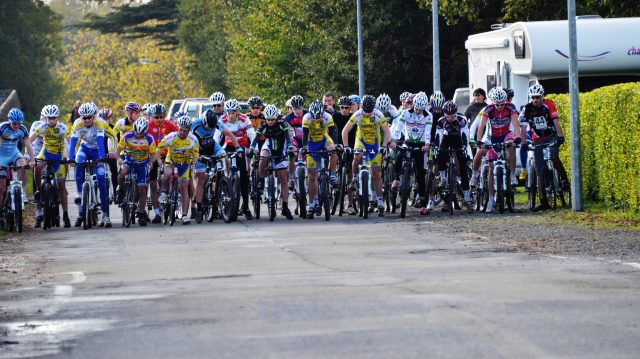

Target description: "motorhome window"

left=487, top=73, right=496, bottom=90
left=514, top=31, right=525, bottom=59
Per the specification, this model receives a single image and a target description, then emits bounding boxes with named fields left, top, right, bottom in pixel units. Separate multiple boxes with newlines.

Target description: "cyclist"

left=157, top=116, right=199, bottom=225
left=302, top=100, right=338, bottom=219
left=376, top=93, right=400, bottom=126
left=399, top=92, right=413, bottom=113
left=0, top=108, right=35, bottom=209
left=148, top=105, right=179, bottom=223
left=283, top=95, right=307, bottom=190
left=389, top=92, right=432, bottom=210
left=190, top=109, right=230, bottom=223
left=216, top=99, right=256, bottom=219
left=30, top=105, right=71, bottom=228
left=332, top=96, right=357, bottom=214
left=115, top=119, right=156, bottom=226
left=250, top=104, right=295, bottom=220
left=341, top=95, right=391, bottom=217
left=519, top=84, right=568, bottom=211
left=429, top=91, right=445, bottom=145
left=98, top=108, right=118, bottom=195
left=349, top=95, right=361, bottom=114
left=246, top=96, right=265, bottom=177
left=68, top=102, right=117, bottom=227
left=114, top=102, right=141, bottom=142
left=209, top=92, right=226, bottom=123
left=29, top=114, right=45, bottom=221
left=470, top=88, right=522, bottom=213
left=436, top=101, right=473, bottom=212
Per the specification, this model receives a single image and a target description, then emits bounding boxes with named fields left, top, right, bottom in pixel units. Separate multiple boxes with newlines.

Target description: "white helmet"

left=489, top=88, right=508, bottom=104
left=264, top=104, right=280, bottom=120
left=376, top=93, right=392, bottom=112
left=133, top=119, right=148, bottom=134
left=224, top=99, right=240, bottom=112
left=399, top=91, right=412, bottom=102
left=430, top=91, right=445, bottom=109
left=177, top=115, right=192, bottom=128
left=528, top=84, right=545, bottom=97
left=78, top=102, right=97, bottom=117
left=209, top=92, right=225, bottom=105
left=413, top=92, right=429, bottom=110
left=41, top=105, right=60, bottom=118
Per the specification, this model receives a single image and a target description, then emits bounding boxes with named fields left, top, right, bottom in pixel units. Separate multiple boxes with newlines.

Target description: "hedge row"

left=546, top=82, right=640, bottom=212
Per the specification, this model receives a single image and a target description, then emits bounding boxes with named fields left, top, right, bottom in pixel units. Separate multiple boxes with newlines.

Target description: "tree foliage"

left=0, top=0, right=63, bottom=119
left=56, top=30, right=205, bottom=118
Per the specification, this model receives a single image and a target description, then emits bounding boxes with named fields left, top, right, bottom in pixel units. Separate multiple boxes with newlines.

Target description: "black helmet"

left=361, top=95, right=376, bottom=112
left=504, top=88, right=514, bottom=99
left=442, top=101, right=458, bottom=115
left=205, top=109, right=218, bottom=128
left=248, top=96, right=263, bottom=107
left=290, top=95, right=304, bottom=109
left=337, top=96, right=352, bottom=106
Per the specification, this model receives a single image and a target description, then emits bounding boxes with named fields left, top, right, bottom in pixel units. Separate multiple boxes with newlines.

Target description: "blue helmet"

left=349, top=95, right=361, bottom=104
left=7, top=108, right=24, bottom=123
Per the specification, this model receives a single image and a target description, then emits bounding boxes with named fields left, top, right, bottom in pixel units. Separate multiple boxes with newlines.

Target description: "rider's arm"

left=302, top=127, right=309, bottom=148
left=249, top=124, right=264, bottom=149
left=381, top=123, right=391, bottom=148
left=341, top=122, right=354, bottom=146
left=422, top=113, right=433, bottom=144
left=553, top=118, right=564, bottom=137
left=222, top=127, right=240, bottom=148
left=246, top=125, right=257, bottom=145
left=510, top=111, right=521, bottom=139
left=23, top=138, right=35, bottom=162
left=68, top=129, right=79, bottom=161
left=476, top=114, right=488, bottom=143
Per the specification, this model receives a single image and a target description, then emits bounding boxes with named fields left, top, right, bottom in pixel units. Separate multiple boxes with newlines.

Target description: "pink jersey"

left=482, top=104, right=518, bottom=137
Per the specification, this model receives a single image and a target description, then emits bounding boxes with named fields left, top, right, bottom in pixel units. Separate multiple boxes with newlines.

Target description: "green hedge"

left=547, top=82, right=640, bottom=212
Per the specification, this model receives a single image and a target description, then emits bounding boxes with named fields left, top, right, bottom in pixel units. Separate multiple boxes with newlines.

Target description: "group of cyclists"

left=0, top=82, right=568, bottom=229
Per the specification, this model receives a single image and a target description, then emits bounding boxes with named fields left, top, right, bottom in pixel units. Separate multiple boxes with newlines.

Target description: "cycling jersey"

left=156, top=132, right=199, bottom=165
left=33, top=122, right=68, bottom=156
left=29, top=120, right=45, bottom=155
left=0, top=122, right=28, bottom=166
left=283, top=110, right=308, bottom=147
left=481, top=104, right=518, bottom=137
left=392, top=109, right=433, bottom=144
left=247, top=113, right=266, bottom=142
left=148, top=118, right=179, bottom=156
left=251, top=120, right=291, bottom=153
left=436, top=114, right=469, bottom=147
left=69, top=119, right=116, bottom=159
left=117, top=131, right=156, bottom=163
left=218, top=113, right=256, bottom=148
left=519, top=103, right=558, bottom=142
left=302, top=112, right=335, bottom=144
left=348, top=109, right=387, bottom=147
left=114, top=117, right=134, bottom=141
left=190, top=118, right=223, bottom=157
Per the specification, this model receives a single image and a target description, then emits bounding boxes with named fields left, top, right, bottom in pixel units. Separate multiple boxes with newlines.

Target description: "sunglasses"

left=531, top=96, right=541, bottom=99
left=82, top=116, right=93, bottom=120
left=266, top=118, right=277, bottom=122
left=339, top=106, right=350, bottom=109
left=47, top=116, right=58, bottom=120
left=213, top=104, right=223, bottom=108
left=293, top=107, right=304, bottom=111
left=154, top=115, right=163, bottom=119
left=495, top=103, right=506, bottom=107
left=251, top=106, right=261, bottom=110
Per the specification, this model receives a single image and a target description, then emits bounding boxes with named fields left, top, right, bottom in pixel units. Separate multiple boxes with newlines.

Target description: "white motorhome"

left=463, top=16, right=640, bottom=109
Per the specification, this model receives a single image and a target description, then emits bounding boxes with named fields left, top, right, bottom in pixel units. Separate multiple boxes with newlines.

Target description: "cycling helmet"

left=399, top=91, right=411, bottom=102
left=152, top=103, right=166, bottom=116
left=177, top=115, right=192, bottom=128
left=89, top=102, right=99, bottom=114
left=309, top=100, right=324, bottom=118
left=209, top=91, right=225, bottom=105
left=141, top=103, right=151, bottom=112
left=349, top=95, right=361, bottom=104
left=78, top=102, right=97, bottom=117
left=489, top=88, right=508, bottom=104
left=430, top=91, right=445, bottom=109
left=97, top=108, right=112, bottom=119
left=413, top=92, right=429, bottom=110
left=174, top=110, right=188, bottom=119
left=133, top=118, right=148, bottom=134
left=442, top=101, right=458, bottom=115
left=125, top=102, right=141, bottom=112
left=290, top=95, right=304, bottom=109
left=224, top=99, right=240, bottom=112
left=504, top=88, right=515, bottom=99
left=205, top=109, right=218, bottom=128
left=7, top=108, right=24, bottom=123
left=247, top=96, right=264, bottom=107
left=337, top=96, right=352, bottom=106
left=528, top=84, right=545, bottom=97
left=41, top=105, right=60, bottom=118
left=361, top=95, right=376, bottom=112
left=376, top=93, right=392, bottom=112
left=285, top=98, right=292, bottom=108
left=264, top=104, right=279, bottom=120
left=146, top=105, right=155, bottom=117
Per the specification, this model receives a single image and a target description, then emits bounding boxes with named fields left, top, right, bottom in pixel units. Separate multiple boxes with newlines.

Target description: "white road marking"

left=622, top=262, right=640, bottom=270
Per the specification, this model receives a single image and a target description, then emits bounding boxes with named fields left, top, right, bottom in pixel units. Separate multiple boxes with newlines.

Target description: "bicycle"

left=161, top=164, right=182, bottom=226
left=0, top=163, right=28, bottom=233
left=35, top=158, right=66, bottom=230
left=395, top=144, right=424, bottom=218
left=332, top=147, right=350, bottom=216
left=382, top=151, right=398, bottom=214
left=293, top=155, right=307, bottom=218
left=77, top=159, right=101, bottom=230
left=475, top=152, right=491, bottom=212
left=437, top=148, right=465, bottom=215
left=119, top=161, right=140, bottom=228
left=306, top=149, right=334, bottom=221
left=485, top=142, right=516, bottom=214
left=527, top=141, right=570, bottom=209
left=353, top=148, right=378, bottom=219
left=226, top=151, right=242, bottom=222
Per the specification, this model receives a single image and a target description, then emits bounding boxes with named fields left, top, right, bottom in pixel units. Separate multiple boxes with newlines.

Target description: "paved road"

left=1, top=181, right=640, bottom=358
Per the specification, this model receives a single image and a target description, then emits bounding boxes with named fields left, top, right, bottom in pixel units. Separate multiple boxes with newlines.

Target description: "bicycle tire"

left=218, top=177, right=233, bottom=223
left=14, top=187, right=22, bottom=233
left=82, top=183, right=90, bottom=230
left=168, top=186, right=178, bottom=226
left=388, top=161, right=398, bottom=213
left=337, top=166, right=347, bottom=216
left=331, top=166, right=342, bottom=215
left=528, top=167, right=537, bottom=210
left=554, top=169, right=567, bottom=208
left=51, top=184, right=60, bottom=227
left=400, top=164, right=411, bottom=218
left=230, top=174, right=240, bottom=222
left=122, top=182, right=131, bottom=228
left=361, top=171, right=369, bottom=219
left=204, top=180, right=216, bottom=222
left=40, top=183, right=50, bottom=230
left=496, top=166, right=505, bottom=214
left=296, top=166, right=307, bottom=218
left=320, top=173, right=331, bottom=221
left=267, top=174, right=276, bottom=222
left=251, top=173, right=261, bottom=220
left=549, top=169, right=557, bottom=209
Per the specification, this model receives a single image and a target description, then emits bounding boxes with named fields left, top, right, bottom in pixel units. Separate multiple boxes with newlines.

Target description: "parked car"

left=177, top=98, right=210, bottom=119
left=167, top=99, right=184, bottom=120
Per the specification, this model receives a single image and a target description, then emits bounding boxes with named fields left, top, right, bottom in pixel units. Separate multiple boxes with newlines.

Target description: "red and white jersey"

left=217, top=113, right=256, bottom=148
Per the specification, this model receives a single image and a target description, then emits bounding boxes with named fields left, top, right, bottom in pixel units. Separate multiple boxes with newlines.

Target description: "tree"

left=0, top=0, right=63, bottom=119
left=55, top=30, right=205, bottom=118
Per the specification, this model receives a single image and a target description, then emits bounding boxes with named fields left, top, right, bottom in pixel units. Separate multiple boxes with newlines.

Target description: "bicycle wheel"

left=267, top=174, right=276, bottom=222
left=251, top=173, right=261, bottom=220
left=399, top=164, right=411, bottom=218
left=331, top=166, right=342, bottom=215
left=554, top=169, right=567, bottom=207
left=320, top=173, right=331, bottom=221
left=230, top=174, right=240, bottom=222
left=13, top=187, right=22, bottom=233
left=296, top=166, right=307, bottom=218
left=40, top=183, right=50, bottom=230
left=122, top=182, right=131, bottom=228
left=549, top=169, right=557, bottom=209
left=361, top=171, right=369, bottom=219
left=528, top=167, right=537, bottom=210
left=82, top=183, right=91, bottom=230
left=218, top=177, right=234, bottom=223
left=387, top=161, right=398, bottom=213
left=496, top=166, right=505, bottom=214
left=168, top=187, right=178, bottom=226
left=204, top=181, right=216, bottom=222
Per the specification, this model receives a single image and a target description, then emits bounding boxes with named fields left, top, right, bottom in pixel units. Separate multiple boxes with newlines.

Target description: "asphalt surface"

left=1, top=181, right=640, bottom=358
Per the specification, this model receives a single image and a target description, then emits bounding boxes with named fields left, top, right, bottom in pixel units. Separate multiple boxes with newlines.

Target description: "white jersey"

left=29, top=120, right=45, bottom=155
left=391, top=109, right=433, bottom=144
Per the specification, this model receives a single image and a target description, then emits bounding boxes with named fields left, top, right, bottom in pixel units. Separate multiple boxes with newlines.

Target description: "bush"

left=547, top=82, right=640, bottom=212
